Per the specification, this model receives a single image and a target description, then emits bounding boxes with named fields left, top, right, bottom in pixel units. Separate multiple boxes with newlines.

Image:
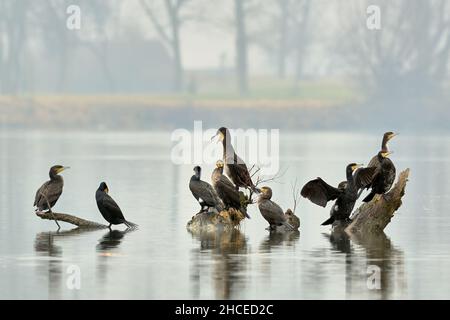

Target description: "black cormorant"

left=368, top=132, right=397, bottom=168
left=257, top=186, right=294, bottom=230
left=301, top=163, right=376, bottom=225
left=212, top=127, right=256, bottom=191
left=363, top=151, right=396, bottom=202
left=96, top=182, right=137, bottom=229
left=189, top=166, right=224, bottom=213
left=211, top=160, right=250, bottom=218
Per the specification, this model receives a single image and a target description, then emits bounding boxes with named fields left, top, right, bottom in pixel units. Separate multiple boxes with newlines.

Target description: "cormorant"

left=301, top=163, right=376, bottom=226
left=96, top=182, right=137, bottom=229
left=368, top=132, right=397, bottom=168
left=34, top=165, right=70, bottom=227
left=189, top=166, right=224, bottom=213
left=34, top=165, right=69, bottom=211
left=212, top=127, right=257, bottom=191
left=363, top=151, right=396, bottom=202
left=211, top=160, right=250, bottom=218
left=257, top=186, right=294, bottom=230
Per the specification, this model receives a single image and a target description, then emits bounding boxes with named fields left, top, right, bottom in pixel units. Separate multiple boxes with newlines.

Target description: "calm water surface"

left=1, top=130, right=449, bottom=299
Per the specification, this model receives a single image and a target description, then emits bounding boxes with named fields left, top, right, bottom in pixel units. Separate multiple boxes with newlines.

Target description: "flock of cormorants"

left=189, top=128, right=397, bottom=230
left=32, top=128, right=396, bottom=231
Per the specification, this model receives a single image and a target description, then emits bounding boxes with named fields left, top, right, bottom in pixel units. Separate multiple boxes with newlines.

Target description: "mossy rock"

left=186, top=208, right=246, bottom=233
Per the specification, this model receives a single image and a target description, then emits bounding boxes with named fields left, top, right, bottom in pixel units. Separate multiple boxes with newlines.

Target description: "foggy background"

left=0, top=0, right=449, bottom=131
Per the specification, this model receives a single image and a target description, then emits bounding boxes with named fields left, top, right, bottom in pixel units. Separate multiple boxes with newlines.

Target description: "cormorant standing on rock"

left=211, top=160, right=250, bottom=218
left=257, top=186, right=294, bottom=231
left=212, top=127, right=257, bottom=192
left=190, top=166, right=224, bottom=213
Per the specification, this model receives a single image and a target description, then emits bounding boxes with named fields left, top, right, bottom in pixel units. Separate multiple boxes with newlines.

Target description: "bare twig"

left=291, top=178, right=301, bottom=214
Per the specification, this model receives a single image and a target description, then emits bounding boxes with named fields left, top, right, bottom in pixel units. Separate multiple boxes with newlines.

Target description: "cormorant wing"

left=301, top=178, right=342, bottom=207
left=218, top=177, right=241, bottom=205
left=101, top=194, right=126, bottom=220
left=231, top=153, right=255, bottom=187
left=354, top=167, right=377, bottom=190
left=258, top=199, right=285, bottom=224
left=193, top=180, right=220, bottom=207
left=34, top=180, right=62, bottom=208
left=368, top=155, right=380, bottom=168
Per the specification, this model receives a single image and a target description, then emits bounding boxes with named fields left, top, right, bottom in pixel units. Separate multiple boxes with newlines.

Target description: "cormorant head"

left=259, top=186, right=273, bottom=200
left=99, top=182, right=109, bottom=193
left=49, top=165, right=70, bottom=177
left=384, top=131, right=397, bottom=141
left=193, top=166, right=202, bottom=179
left=348, top=163, right=363, bottom=172
left=215, top=160, right=224, bottom=168
left=285, top=209, right=294, bottom=216
left=211, top=127, right=229, bottom=143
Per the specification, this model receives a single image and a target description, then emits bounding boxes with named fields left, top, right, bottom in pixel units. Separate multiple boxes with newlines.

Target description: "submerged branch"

left=35, top=211, right=108, bottom=229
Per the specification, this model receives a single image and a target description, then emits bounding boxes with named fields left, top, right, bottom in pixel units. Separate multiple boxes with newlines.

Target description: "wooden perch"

left=35, top=211, right=108, bottom=229
left=345, top=168, right=410, bottom=236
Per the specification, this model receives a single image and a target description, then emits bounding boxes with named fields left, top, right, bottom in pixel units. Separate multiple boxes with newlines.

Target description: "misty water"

left=1, top=130, right=450, bottom=299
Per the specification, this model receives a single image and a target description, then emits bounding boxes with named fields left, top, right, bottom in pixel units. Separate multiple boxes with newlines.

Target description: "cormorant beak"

left=382, top=151, right=393, bottom=158
left=58, top=166, right=70, bottom=173
left=211, top=131, right=224, bottom=143
left=104, top=187, right=109, bottom=194
left=352, top=164, right=363, bottom=171
left=389, top=133, right=398, bottom=139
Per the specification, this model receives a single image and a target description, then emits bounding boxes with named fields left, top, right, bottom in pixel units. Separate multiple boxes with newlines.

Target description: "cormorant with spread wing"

left=301, top=163, right=376, bottom=225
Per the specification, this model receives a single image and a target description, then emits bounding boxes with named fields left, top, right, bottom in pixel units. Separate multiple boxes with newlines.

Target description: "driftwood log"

left=35, top=211, right=107, bottom=229
left=345, top=168, right=410, bottom=236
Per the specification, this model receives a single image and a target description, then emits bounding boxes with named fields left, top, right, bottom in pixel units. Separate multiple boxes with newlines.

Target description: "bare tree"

left=0, top=0, right=28, bottom=94
left=234, top=0, right=249, bottom=95
left=140, top=0, right=191, bottom=92
left=339, top=0, right=450, bottom=102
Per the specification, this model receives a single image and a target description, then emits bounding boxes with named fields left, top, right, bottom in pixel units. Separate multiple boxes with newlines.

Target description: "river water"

left=0, top=130, right=449, bottom=299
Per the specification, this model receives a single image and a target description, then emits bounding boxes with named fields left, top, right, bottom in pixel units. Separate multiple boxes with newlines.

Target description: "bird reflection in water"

left=325, top=228, right=407, bottom=299
left=96, top=228, right=135, bottom=252
left=34, top=228, right=100, bottom=298
left=188, top=228, right=248, bottom=299
left=260, top=230, right=300, bottom=252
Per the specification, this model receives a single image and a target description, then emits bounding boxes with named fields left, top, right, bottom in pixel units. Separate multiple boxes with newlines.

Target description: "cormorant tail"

left=363, top=192, right=376, bottom=203
left=124, top=220, right=138, bottom=229
left=321, top=216, right=335, bottom=226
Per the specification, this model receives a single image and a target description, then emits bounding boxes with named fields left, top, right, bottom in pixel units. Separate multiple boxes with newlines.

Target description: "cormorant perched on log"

left=212, top=127, right=257, bottom=192
left=301, top=163, right=376, bottom=226
left=368, top=132, right=397, bottom=168
left=211, top=160, right=250, bottom=218
left=96, top=182, right=137, bottom=229
left=190, top=166, right=224, bottom=213
left=34, top=165, right=70, bottom=227
left=363, top=151, right=396, bottom=202
left=257, top=186, right=294, bottom=230
left=34, top=165, right=70, bottom=211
